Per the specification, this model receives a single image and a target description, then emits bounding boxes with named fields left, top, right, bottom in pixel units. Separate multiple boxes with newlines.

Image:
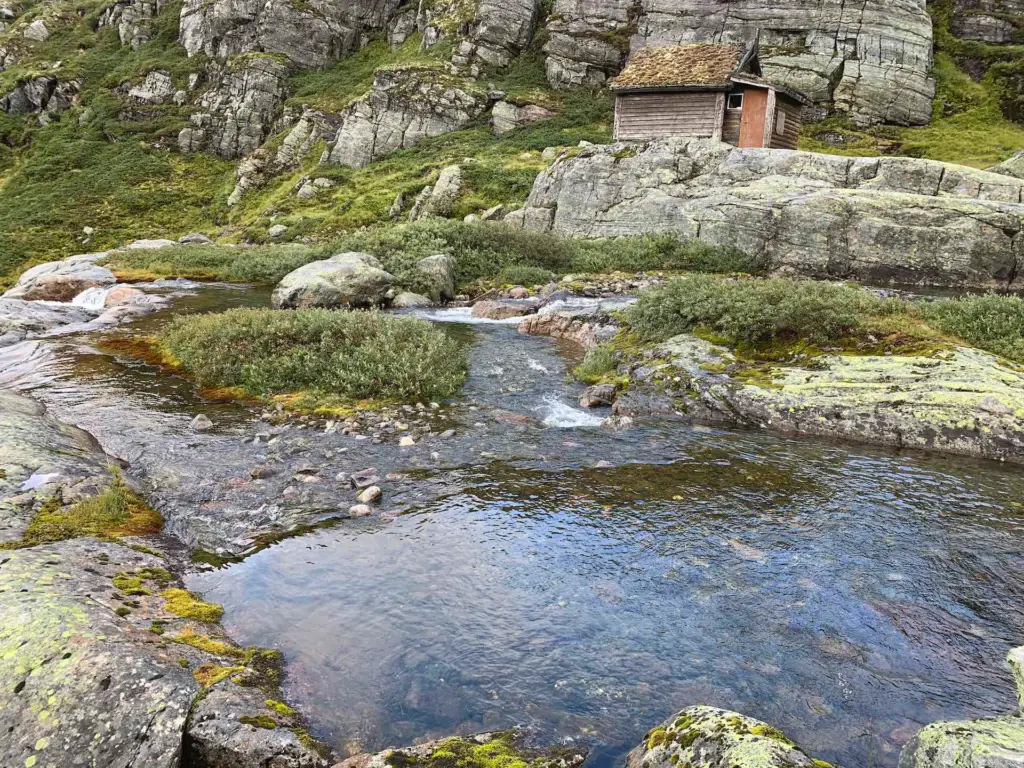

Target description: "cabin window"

left=727, top=93, right=743, bottom=110
left=775, top=109, right=786, bottom=136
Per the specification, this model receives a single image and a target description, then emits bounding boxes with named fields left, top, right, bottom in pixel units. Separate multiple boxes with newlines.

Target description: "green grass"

left=1, top=475, right=163, bottom=549
left=159, top=308, right=468, bottom=403
left=573, top=345, right=619, bottom=383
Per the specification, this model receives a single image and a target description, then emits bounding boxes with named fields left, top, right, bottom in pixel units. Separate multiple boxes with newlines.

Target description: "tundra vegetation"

left=623, top=275, right=1024, bottom=364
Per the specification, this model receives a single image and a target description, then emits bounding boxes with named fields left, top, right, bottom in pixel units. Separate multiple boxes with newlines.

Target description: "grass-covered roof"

left=610, top=43, right=747, bottom=90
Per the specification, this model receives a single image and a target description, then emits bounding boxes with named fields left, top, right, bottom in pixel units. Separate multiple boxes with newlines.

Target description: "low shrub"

left=497, top=265, right=555, bottom=286
left=920, top=293, right=1024, bottom=362
left=160, top=308, right=467, bottom=402
left=626, top=275, right=907, bottom=346
left=103, top=222, right=760, bottom=290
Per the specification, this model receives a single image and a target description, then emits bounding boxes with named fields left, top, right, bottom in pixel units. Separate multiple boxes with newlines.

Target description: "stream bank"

left=4, top=245, right=1024, bottom=768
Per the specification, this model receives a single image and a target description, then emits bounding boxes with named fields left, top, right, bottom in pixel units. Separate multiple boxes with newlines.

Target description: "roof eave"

left=611, top=83, right=733, bottom=94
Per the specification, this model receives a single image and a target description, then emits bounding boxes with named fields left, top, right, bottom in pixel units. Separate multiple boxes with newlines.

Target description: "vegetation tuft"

left=159, top=308, right=469, bottom=403
left=1, top=475, right=163, bottom=549
left=626, top=275, right=1024, bottom=365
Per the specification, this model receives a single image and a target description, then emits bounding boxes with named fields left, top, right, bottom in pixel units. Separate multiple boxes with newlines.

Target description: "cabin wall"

left=768, top=96, right=802, bottom=150
left=614, top=92, right=720, bottom=142
left=722, top=106, right=741, bottom=145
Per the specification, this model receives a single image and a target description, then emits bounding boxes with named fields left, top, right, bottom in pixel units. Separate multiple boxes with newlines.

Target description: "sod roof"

left=610, top=43, right=748, bottom=90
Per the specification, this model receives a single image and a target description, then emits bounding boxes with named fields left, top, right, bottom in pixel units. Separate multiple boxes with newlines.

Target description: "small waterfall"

left=539, top=394, right=606, bottom=428
left=72, top=286, right=113, bottom=310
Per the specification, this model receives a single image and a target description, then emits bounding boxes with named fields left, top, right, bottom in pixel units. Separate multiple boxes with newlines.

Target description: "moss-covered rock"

left=624, top=706, right=820, bottom=768
left=898, top=716, right=1024, bottom=768
left=616, top=334, right=1024, bottom=464
left=341, top=730, right=586, bottom=768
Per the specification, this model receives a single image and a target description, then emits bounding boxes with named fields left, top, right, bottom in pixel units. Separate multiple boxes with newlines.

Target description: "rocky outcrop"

left=0, top=391, right=117, bottom=543
left=128, top=69, right=176, bottom=104
left=451, top=0, right=541, bottom=73
left=626, top=706, right=819, bottom=768
left=472, top=298, right=539, bottom=319
left=0, top=538, right=325, bottom=768
left=272, top=251, right=395, bottom=308
left=899, top=646, right=1024, bottom=767
left=0, top=75, right=79, bottom=118
left=543, top=0, right=635, bottom=89
left=614, top=334, right=1024, bottom=464
left=98, top=0, right=163, bottom=48
left=491, top=100, right=554, bottom=134
left=337, top=731, right=586, bottom=768
left=323, top=68, right=491, bottom=168
left=178, top=57, right=289, bottom=160
left=0, top=300, right=96, bottom=346
left=3, top=259, right=115, bottom=301
left=409, top=164, right=463, bottom=220
left=179, top=0, right=401, bottom=68
left=511, top=139, right=1024, bottom=289
left=518, top=296, right=628, bottom=346
left=543, top=0, right=934, bottom=125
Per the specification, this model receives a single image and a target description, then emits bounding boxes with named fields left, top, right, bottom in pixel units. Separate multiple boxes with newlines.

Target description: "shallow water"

left=6, top=285, right=1024, bottom=767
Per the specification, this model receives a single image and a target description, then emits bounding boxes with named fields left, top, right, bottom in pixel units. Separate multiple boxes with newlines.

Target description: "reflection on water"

left=192, top=450, right=1024, bottom=768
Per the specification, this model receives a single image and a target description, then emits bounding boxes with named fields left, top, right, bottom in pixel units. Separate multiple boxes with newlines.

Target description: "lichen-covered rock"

left=272, top=251, right=395, bottom=308
left=188, top=683, right=325, bottom=767
left=625, top=706, right=818, bottom=768
left=0, top=540, right=198, bottom=768
left=414, top=253, right=456, bottom=302
left=542, top=0, right=634, bottom=89
left=899, top=645, right=1024, bottom=767
left=179, top=0, right=401, bottom=68
left=128, top=69, right=175, bottom=104
left=898, top=717, right=1024, bottom=768
left=324, top=68, right=491, bottom=168
left=491, top=100, right=554, bottom=134
left=511, top=138, right=1024, bottom=289
left=451, top=0, right=541, bottom=72
left=0, top=391, right=116, bottom=543
left=3, top=259, right=115, bottom=301
left=615, top=334, right=1024, bottom=464
left=543, top=0, right=934, bottom=125
left=410, top=165, right=463, bottom=220
left=98, top=0, right=163, bottom=48
left=178, top=57, right=289, bottom=160
left=336, top=730, right=586, bottom=768
left=0, top=75, right=79, bottom=118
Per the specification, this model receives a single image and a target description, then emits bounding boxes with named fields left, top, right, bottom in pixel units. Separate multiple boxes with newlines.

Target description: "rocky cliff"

left=508, top=138, right=1024, bottom=288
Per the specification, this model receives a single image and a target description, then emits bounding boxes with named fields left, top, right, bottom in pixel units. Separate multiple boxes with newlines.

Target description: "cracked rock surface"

left=510, top=138, right=1024, bottom=288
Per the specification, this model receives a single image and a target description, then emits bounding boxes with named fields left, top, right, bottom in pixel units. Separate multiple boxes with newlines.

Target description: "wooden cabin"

left=609, top=41, right=812, bottom=149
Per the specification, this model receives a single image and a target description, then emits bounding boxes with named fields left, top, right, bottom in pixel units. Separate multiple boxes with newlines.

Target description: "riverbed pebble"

left=399, top=436, right=416, bottom=447
left=190, top=414, right=213, bottom=431
left=358, top=485, right=382, bottom=503
left=349, top=504, right=373, bottom=517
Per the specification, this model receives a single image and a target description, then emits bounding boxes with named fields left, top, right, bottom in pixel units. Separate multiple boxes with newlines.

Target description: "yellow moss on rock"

left=161, top=588, right=224, bottom=623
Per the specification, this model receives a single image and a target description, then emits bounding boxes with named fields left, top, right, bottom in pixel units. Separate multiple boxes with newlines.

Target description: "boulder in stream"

left=414, top=253, right=456, bottom=303
left=272, top=252, right=395, bottom=309
left=471, top=299, right=539, bottom=320
left=625, top=706, right=819, bottom=768
left=3, top=259, right=115, bottom=301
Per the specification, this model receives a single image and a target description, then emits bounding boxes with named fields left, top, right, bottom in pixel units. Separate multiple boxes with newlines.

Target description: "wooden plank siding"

left=722, top=106, right=741, bottom=145
left=768, top=96, right=802, bottom=150
left=614, top=92, right=721, bottom=141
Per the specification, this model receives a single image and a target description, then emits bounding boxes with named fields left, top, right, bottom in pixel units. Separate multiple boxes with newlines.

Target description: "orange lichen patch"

left=610, top=43, right=745, bottom=89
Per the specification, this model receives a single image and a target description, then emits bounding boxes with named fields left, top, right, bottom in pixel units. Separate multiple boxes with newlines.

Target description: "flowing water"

left=4, top=285, right=1024, bottom=768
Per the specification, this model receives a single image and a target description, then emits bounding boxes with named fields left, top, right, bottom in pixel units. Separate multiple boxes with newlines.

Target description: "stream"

left=3, top=282, right=1024, bottom=768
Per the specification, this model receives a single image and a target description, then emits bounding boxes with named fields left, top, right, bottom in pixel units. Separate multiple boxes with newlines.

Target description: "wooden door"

left=738, top=88, right=768, bottom=148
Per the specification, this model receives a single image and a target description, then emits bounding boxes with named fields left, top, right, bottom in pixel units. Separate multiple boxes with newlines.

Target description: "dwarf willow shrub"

left=920, top=293, right=1024, bottom=363
left=497, top=265, right=555, bottom=286
left=568, top=235, right=764, bottom=275
left=160, top=308, right=467, bottom=402
left=627, top=275, right=906, bottom=345
left=573, top=345, right=619, bottom=383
